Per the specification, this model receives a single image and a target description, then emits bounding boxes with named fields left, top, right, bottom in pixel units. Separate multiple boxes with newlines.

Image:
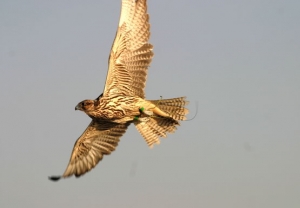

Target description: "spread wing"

left=49, top=120, right=130, bottom=181
left=103, top=0, right=153, bottom=98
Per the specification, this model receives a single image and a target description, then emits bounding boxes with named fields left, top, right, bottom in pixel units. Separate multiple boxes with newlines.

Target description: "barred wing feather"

left=49, top=120, right=130, bottom=180
left=103, top=0, right=153, bottom=98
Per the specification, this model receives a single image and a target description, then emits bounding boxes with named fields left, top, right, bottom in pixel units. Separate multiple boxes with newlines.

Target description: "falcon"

left=49, top=0, right=188, bottom=181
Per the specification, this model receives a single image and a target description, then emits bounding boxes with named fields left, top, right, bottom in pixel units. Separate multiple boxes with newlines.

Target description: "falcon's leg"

left=133, top=107, right=152, bottom=122
left=139, top=96, right=163, bottom=117
left=139, top=107, right=153, bottom=116
left=134, top=97, right=170, bottom=121
left=141, top=102, right=169, bottom=118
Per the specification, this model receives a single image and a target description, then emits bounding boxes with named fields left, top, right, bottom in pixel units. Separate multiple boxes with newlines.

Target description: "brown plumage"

left=49, top=0, right=188, bottom=181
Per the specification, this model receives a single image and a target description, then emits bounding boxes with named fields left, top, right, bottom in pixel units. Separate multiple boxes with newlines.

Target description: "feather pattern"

left=103, top=0, right=153, bottom=98
left=61, top=120, right=130, bottom=178
left=149, top=97, right=189, bottom=120
left=134, top=97, right=189, bottom=147
left=135, top=117, right=179, bottom=148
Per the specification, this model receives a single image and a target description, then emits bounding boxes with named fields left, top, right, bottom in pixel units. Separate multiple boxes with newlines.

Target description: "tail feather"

left=135, top=117, right=178, bottom=148
left=149, top=96, right=189, bottom=120
left=135, top=97, right=188, bottom=148
left=150, top=97, right=189, bottom=106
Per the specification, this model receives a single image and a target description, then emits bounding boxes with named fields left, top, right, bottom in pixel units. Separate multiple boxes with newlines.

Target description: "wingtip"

left=48, top=175, right=62, bottom=181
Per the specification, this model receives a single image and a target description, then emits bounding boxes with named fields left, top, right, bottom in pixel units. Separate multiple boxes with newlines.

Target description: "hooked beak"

left=75, top=105, right=80, bottom=111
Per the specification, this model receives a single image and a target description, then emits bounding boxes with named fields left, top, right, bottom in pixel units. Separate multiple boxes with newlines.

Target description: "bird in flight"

left=49, top=0, right=188, bottom=181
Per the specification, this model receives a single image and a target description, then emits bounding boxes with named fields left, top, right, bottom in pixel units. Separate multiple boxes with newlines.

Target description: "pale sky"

left=1, top=0, right=300, bottom=207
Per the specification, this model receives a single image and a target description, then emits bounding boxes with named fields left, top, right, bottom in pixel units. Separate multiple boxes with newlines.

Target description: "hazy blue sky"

left=1, top=0, right=299, bottom=207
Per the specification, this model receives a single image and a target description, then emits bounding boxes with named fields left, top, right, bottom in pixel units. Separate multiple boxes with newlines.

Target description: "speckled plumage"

left=49, top=0, right=189, bottom=181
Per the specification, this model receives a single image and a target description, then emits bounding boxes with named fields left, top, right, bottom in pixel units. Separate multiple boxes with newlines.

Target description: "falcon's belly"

left=87, top=95, right=149, bottom=123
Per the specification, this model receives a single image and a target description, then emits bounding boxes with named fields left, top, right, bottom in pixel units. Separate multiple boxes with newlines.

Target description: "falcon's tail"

left=134, top=97, right=189, bottom=148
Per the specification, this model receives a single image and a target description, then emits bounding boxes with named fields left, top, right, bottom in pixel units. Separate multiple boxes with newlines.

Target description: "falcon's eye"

left=81, top=102, right=84, bottom=106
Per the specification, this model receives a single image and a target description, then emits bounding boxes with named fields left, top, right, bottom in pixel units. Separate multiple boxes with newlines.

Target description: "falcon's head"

left=75, top=100, right=96, bottom=112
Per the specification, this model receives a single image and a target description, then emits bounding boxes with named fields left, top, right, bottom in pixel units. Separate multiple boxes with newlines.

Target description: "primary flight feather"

left=49, top=0, right=188, bottom=181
